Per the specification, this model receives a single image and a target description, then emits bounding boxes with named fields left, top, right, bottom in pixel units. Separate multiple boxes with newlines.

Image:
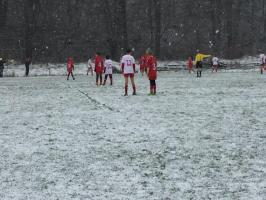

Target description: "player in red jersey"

left=121, top=49, right=136, bottom=96
left=67, top=57, right=75, bottom=80
left=139, top=55, right=146, bottom=76
left=146, top=50, right=157, bottom=95
left=94, top=52, right=104, bottom=86
left=187, top=56, right=194, bottom=74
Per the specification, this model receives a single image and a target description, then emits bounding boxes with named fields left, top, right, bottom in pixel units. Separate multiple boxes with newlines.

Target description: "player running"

left=103, top=55, right=113, bottom=86
left=212, top=56, right=219, bottom=73
left=259, top=53, right=265, bottom=74
left=94, top=52, right=104, bottom=86
left=146, top=50, right=158, bottom=95
left=121, top=49, right=137, bottom=96
left=67, top=57, right=75, bottom=80
left=195, top=50, right=211, bottom=77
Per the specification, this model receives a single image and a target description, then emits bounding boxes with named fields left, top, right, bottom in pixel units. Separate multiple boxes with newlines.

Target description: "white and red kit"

left=121, top=53, right=136, bottom=95
left=121, top=54, right=136, bottom=75
left=259, top=54, right=266, bottom=74
left=103, top=59, right=113, bottom=85
left=212, top=57, right=219, bottom=72
left=104, top=59, right=113, bottom=75
left=212, top=57, right=219, bottom=66
left=87, top=58, right=93, bottom=75
left=259, top=54, right=265, bottom=65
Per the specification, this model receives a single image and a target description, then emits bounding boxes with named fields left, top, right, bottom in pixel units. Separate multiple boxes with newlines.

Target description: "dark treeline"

left=0, top=0, right=266, bottom=62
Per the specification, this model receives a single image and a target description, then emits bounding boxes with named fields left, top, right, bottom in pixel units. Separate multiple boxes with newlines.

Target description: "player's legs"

left=213, top=65, right=218, bottom=73
left=96, top=73, right=99, bottom=85
left=198, top=62, right=203, bottom=77
left=67, top=72, right=70, bottom=80
left=149, top=80, right=153, bottom=94
left=100, top=73, right=103, bottom=85
left=110, top=74, right=113, bottom=85
left=25, top=64, right=29, bottom=76
left=71, top=72, right=75, bottom=80
left=103, top=74, right=108, bottom=85
left=149, top=80, right=156, bottom=95
left=196, top=62, right=200, bottom=77
left=189, top=67, right=193, bottom=74
left=153, top=80, right=157, bottom=95
left=130, top=75, right=136, bottom=95
left=124, top=75, right=129, bottom=96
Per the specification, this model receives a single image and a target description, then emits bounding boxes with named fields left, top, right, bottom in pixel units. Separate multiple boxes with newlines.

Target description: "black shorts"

left=196, top=61, right=202, bottom=69
left=150, top=80, right=156, bottom=86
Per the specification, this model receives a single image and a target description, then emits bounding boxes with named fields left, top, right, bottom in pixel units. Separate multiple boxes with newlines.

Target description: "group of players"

left=187, top=51, right=219, bottom=77
left=66, top=48, right=158, bottom=96
left=66, top=49, right=266, bottom=96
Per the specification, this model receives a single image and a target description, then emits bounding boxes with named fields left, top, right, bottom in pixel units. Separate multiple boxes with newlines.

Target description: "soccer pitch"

left=1, top=72, right=266, bottom=199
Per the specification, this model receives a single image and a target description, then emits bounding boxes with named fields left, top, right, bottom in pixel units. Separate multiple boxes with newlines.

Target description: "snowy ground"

left=1, top=71, right=266, bottom=200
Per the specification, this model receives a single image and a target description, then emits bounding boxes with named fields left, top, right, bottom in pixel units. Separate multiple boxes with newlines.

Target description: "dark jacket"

left=0, top=60, right=6, bottom=70
left=25, top=58, right=31, bottom=66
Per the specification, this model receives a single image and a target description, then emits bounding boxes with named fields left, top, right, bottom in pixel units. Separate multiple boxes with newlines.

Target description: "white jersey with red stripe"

left=212, top=57, right=219, bottom=66
left=259, top=54, right=265, bottom=65
left=121, top=54, right=135, bottom=74
left=104, top=59, right=113, bottom=75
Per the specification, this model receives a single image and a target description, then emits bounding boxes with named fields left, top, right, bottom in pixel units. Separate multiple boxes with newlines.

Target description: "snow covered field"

left=1, top=71, right=266, bottom=200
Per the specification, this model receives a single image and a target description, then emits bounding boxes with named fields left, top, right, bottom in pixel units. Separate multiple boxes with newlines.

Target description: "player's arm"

left=121, top=57, right=125, bottom=73
left=121, top=63, right=125, bottom=73
left=202, top=54, right=211, bottom=59
left=146, top=61, right=150, bottom=77
left=94, top=60, right=97, bottom=72
left=133, top=58, right=136, bottom=73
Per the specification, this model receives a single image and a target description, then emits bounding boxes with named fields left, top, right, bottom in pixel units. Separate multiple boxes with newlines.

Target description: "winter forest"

left=0, top=0, right=266, bottom=62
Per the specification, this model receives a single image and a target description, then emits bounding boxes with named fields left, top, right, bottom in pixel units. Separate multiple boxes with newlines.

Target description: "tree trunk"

left=154, top=0, right=161, bottom=58
left=225, top=0, right=233, bottom=58
left=0, top=0, right=8, bottom=27
left=116, top=0, right=128, bottom=53
left=24, top=0, right=35, bottom=58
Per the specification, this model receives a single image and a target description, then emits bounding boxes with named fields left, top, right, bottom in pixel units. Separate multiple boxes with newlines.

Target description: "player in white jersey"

left=259, top=53, right=265, bottom=74
left=103, top=55, right=113, bottom=86
left=121, top=49, right=136, bottom=96
left=87, top=57, right=94, bottom=76
left=212, top=56, right=219, bottom=73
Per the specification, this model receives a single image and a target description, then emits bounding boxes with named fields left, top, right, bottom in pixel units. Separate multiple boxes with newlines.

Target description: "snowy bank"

left=1, top=56, right=261, bottom=77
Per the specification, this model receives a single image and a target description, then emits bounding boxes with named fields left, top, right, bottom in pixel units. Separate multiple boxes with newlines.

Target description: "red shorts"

left=124, top=73, right=134, bottom=78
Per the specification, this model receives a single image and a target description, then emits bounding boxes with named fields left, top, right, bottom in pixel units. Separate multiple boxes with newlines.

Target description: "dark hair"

left=105, top=55, right=110, bottom=59
left=96, top=52, right=101, bottom=55
left=126, top=49, right=132, bottom=54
